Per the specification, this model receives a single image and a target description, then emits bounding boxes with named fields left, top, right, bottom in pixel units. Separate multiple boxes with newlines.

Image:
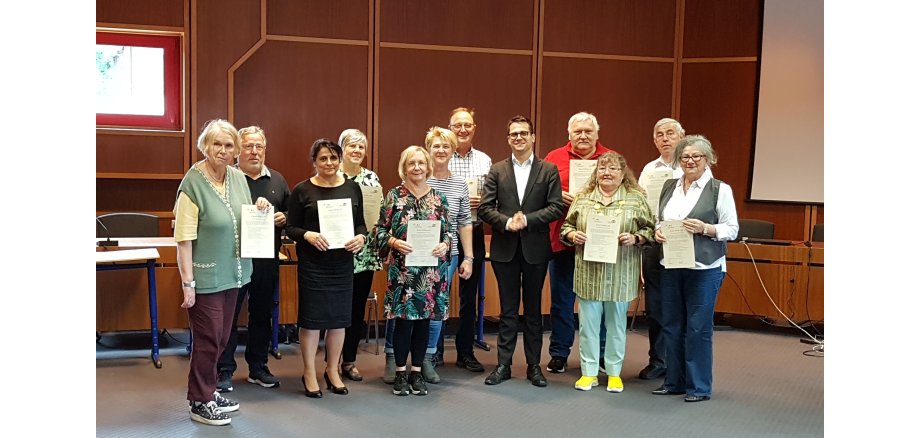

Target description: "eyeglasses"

left=679, top=154, right=706, bottom=163
left=242, top=143, right=266, bottom=152
left=507, top=131, right=531, bottom=139
left=450, top=123, right=475, bottom=131
left=597, top=166, right=622, bottom=173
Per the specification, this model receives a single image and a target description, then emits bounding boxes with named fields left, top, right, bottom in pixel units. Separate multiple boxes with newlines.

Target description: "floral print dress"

left=376, top=184, right=452, bottom=320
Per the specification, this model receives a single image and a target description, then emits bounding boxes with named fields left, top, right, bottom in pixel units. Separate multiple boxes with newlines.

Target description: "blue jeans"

left=548, top=251, right=576, bottom=358
left=660, top=267, right=725, bottom=397
left=385, top=255, right=458, bottom=354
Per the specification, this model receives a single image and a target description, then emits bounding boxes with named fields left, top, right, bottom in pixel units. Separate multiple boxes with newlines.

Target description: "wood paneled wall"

left=97, top=0, right=822, bottom=240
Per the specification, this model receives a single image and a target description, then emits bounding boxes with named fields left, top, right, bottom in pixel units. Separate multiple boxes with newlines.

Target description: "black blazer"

left=479, top=155, right=565, bottom=264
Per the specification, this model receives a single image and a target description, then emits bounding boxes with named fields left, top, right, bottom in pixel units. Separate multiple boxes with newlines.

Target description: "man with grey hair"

left=636, top=117, right=685, bottom=380
left=216, top=126, right=291, bottom=392
left=543, top=112, right=615, bottom=374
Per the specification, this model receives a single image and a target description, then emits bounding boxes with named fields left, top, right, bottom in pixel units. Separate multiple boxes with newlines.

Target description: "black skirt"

left=297, top=258, right=353, bottom=330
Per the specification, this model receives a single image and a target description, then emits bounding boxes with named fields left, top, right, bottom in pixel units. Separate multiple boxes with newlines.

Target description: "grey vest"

left=658, top=178, right=726, bottom=265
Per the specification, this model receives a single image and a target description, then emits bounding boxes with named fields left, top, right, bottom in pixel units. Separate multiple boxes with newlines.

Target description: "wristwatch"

left=182, top=280, right=196, bottom=288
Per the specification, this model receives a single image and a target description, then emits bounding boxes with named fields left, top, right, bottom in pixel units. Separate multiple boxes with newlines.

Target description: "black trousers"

left=492, top=242, right=548, bottom=366
left=342, top=270, right=375, bottom=363
left=393, top=319, right=430, bottom=368
left=217, top=258, right=278, bottom=374
left=642, top=245, right=667, bottom=367
left=454, top=223, right=486, bottom=357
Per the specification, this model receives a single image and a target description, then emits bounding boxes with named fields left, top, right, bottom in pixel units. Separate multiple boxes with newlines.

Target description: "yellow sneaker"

left=574, top=376, right=598, bottom=391
left=607, top=376, right=624, bottom=393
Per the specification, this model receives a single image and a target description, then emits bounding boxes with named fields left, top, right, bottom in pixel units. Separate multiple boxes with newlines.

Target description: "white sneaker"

left=190, top=401, right=231, bottom=426
left=212, top=391, right=239, bottom=413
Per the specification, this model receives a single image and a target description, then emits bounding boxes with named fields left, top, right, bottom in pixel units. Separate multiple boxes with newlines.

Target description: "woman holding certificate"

left=337, top=129, right=382, bottom=382
left=560, top=151, right=655, bottom=394
left=651, top=135, right=738, bottom=403
left=376, top=145, right=451, bottom=396
left=286, top=139, right=367, bottom=398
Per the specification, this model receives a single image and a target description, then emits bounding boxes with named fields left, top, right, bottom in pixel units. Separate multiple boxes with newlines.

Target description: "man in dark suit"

left=479, top=115, right=565, bottom=387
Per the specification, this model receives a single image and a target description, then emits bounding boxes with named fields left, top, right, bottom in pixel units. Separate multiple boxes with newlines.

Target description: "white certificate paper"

left=569, top=160, right=597, bottom=196
left=360, top=186, right=383, bottom=230
left=406, top=220, right=440, bottom=267
left=466, top=178, right=479, bottom=221
left=241, top=204, right=275, bottom=258
left=660, top=220, right=696, bottom=269
left=583, top=213, right=620, bottom=264
left=645, top=168, right=673, bottom=219
left=317, top=198, right=355, bottom=249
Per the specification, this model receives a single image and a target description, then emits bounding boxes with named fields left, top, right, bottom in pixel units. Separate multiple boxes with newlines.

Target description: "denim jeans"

left=548, top=250, right=576, bottom=358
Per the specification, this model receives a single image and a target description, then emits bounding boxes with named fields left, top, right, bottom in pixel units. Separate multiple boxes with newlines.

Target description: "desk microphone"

left=96, top=218, right=119, bottom=247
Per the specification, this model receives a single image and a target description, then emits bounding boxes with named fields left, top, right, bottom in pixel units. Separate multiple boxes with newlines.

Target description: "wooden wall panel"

left=543, top=0, right=676, bottom=57
left=268, top=0, right=369, bottom=40
left=380, top=0, right=534, bottom=49
left=96, top=0, right=185, bottom=27
left=96, top=179, right=181, bottom=213
left=96, top=134, right=186, bottom=174
left=377, top=48, right=534, bottom=191
left=539, top=58, right=672, bottom=163
left=232, top=41, right=369, bottom=188
left=683, top=0, right=762, bottom=58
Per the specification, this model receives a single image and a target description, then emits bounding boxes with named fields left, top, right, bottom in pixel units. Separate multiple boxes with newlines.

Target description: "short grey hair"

left=653, top=118, right=685, bottom=137
left=672, top=135, right=718, bottom=168
left=338, top=128, right=368, bottom=149
left=196, top=119, right=240, bottom=156
left=238, top=125, right=266, bottom=145
left=567, top=112, right=599, bottom=135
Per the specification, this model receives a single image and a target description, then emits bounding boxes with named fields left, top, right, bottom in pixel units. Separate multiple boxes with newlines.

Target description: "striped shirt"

left=560, top=185, right=656, bottom=302
left=427, top=174, right=472, bottom=256
left=449, top=147, right=492, bottom=223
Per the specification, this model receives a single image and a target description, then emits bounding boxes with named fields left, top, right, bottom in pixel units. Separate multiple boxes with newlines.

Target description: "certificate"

left=569, top=160, right=597, bottom=196
left=644, top=168, right=673, bottom=219
left=406, top=220, right=440, bottom=267
left=360, top=186, right=383, bottom=230
left=317, top=198, right=355, bottom=249
left=466, top=178, right=479, bottom=221
left=241, top=204, right=275, bottom=258
left=660, top=220, right=696, bottom=269
left=583, top=213, right=620, bottom=264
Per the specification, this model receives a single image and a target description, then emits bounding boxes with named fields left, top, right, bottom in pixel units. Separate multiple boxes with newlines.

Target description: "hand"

left=344, top=234, right=366, bottom=253
left=255, top=196, right=271, bottom=211
left=682, top=219, right=707, bottom=235
left=273, top=211, right=286, bottom=227
left=654, top=228, right=666, bottom=243
left=618, top=232, right=635, bottom=246
left=306, top=231, right=330, bottom=251
left=508, top=211, right=526, bottom=231
left=567, top=230, right=588, bottom=245
left=431, top=242, right=449, bottom=258
left=458, top=259, right=473, bottom=279
left=392, top=238, right=413, bottom=255
left=180, top=287, right=196, bottom=309
left=561, top=191, right=575, bottom=207
left=469, top=195, right=481, bottom=210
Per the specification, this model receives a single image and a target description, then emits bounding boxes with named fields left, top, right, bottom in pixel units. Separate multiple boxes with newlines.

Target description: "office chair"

left=735, top=219, right=775, bottom=240
left=96, top=212, right=160, bottom=237
left=811, top=223, right=824, bottom=242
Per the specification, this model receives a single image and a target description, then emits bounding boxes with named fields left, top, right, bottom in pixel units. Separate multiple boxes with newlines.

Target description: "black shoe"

left=341, top=363, right=363, bottom=382
left=638, top=364, right=667, bottom=380
left=684, top=395, right=711, bottom=402
left=393, top=371, right=410, bottom=396
left=526, top=364, right=548, bottom=387
left=546, top=356, right=567, bottom=374
left=456, top=354, right=485, bottom=373
left=408, top=371, right=428, bottom=396
left=484, top=364, right=511, bottom=385
left=248, top=367, right=281, bottom=388
left=324, top=372, right=349, bottom=395
left=302, top=376, right=323, bottom=398
left=651, top=386, right=685, bottom=395
left=216, top=370, right=233, bottom=393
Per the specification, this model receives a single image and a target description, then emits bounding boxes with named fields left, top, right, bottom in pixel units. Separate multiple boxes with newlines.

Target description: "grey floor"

left=96, top=326, right=823, bottom=438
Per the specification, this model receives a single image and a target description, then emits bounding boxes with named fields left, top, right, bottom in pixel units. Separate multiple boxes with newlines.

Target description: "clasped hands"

left=507, top=211, right=527, bottom=232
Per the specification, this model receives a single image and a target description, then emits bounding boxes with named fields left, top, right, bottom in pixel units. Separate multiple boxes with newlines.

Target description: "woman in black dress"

left=286, top=139, right=367, bottom=398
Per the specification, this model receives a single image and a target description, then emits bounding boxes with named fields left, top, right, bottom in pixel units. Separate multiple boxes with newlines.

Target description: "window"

left=96, top=31, right=182, bottom=130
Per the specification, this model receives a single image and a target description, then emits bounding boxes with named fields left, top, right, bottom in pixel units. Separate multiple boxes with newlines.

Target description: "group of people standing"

left=173, top=108, right=738, bottom=426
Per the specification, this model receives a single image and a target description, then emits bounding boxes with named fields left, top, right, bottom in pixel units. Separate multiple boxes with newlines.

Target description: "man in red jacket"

left=543, top=112, right=614, bottom=374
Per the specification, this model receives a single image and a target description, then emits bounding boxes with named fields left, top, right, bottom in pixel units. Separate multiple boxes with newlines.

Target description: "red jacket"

left=543, top=141, right=614, bottom=253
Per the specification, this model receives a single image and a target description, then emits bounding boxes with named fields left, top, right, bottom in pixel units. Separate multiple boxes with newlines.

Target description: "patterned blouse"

left=560, top=185, right=655, bottom=302
left=341, top=167, right=383, bottom=273
left=376, top=184, right=451, bottom=320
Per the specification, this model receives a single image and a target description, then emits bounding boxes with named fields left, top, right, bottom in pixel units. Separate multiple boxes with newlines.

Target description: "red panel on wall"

left=682, top=0, right=762, bottom=58
left=269, top=0, right=369, bottom=40
left=543, top=0, right=676, bottom=57
left=380, top=0, right=534, bottom=50
left=97, top=0, right=185, bottom=27
left=96, top=134, right=186, bottom=174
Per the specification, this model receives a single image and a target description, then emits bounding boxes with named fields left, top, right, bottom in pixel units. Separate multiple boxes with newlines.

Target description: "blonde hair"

left=397, top=146, right=432, bottom=181
left=425, top=126, right=458, bottom=154
left=197, top=119, right=241, bottom=157
left=581, top=152, right=640, bottom=196
left=238, top=125, right=267, bottom=145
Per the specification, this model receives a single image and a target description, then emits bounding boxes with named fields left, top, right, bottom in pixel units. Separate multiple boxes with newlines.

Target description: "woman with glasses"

left=651, top=135, right=737, bottom=402
left=560, top=152, right=654, bottom=394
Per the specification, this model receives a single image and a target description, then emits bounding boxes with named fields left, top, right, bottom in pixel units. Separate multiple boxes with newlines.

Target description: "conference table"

left=95, top=247, right=162, bottom=368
